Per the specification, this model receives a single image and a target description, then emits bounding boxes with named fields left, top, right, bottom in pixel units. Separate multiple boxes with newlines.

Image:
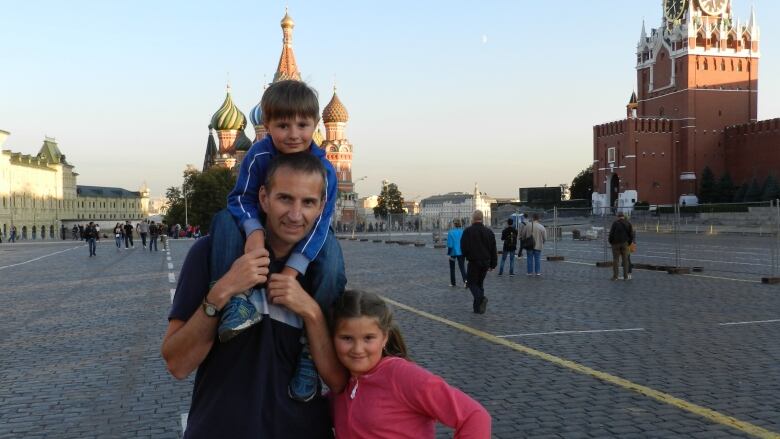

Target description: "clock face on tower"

left=698, top=0, right=728, bottom=15
left=664, top=0, right=686, bottom=21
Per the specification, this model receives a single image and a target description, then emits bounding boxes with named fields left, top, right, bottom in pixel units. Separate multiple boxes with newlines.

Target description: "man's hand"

left=209, top=247, right=270, bottom=309
left=244, top=229, right=265, bottom=254
left=280, top=265, right=301, bottom=278
left=266, top=273, right=316, bottom=319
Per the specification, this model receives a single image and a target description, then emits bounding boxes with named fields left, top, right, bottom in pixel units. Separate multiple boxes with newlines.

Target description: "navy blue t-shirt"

left=168, top=236, right=333, bottom=439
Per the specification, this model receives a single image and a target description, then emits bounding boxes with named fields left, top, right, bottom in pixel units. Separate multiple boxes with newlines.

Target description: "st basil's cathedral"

left=202, top=10, right=357, bottom=224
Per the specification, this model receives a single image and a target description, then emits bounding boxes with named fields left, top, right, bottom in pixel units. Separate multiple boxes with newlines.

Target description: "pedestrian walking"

left=446, top=219, right=467, bottom=288
left=148, top=221, right=159, bottom=252
left=9, top=225, right=16, bottom=243
left=498, top=218, right=518, bottom=276
left=519, top=213, right=547, bottom=276
left=608, top=212, right=635, bottom=280
left=460, top=210, right=497, bottom=314
left=113, top=223, right=123, bottom=250
left=123, top=221, right=134, bottom=248
left=159, top=222, right=169, bottom=250
left=84, top=222, right=98, bottom=257
left=138, top=220, right=149, bottom=248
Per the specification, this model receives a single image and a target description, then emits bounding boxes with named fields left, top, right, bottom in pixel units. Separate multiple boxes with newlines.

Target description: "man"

left=460, top=210, right=497, bottom=314
left=138, top=220, right=149, bottom=248
left=498, top=218, right=517, bottom=276
left=161, top=153, right=346, bottom=438
left=608, top=212, right=635, bottom=280
left=9, top=225, right=16, bottom=243
left=84, top=222, right=98, bottom=257
left=123, top=221, right=134, bottom=248
left=520, top=213, right=547, bottom=276
left=148, top=221, right=159, bottom=252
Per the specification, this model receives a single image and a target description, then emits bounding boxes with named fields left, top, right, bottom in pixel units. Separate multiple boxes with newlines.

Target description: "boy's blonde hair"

left=261, top=80, right=320, bottom=125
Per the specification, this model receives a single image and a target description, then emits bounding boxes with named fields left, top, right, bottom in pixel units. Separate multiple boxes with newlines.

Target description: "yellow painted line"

left=383, top=297, right=780, bottom=439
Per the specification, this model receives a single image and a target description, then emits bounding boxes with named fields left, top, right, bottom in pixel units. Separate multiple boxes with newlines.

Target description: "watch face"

left=664, top=0, right=686, bottom=21
left=698, top=0, right=727, bottom=15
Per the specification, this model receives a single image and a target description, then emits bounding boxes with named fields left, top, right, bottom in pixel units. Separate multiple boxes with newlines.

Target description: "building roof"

left=77, top=185, right=141, bottom=198
left=323, top=89, right=349, bottom=123
left=421, top=192, right=472, bottom=206
left=273, top=10, right=301, bottom=82
left=211, top=86, right=247, bottom=131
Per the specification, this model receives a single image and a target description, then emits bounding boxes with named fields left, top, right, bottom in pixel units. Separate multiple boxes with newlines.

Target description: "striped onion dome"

left=210, top=86, right=246, bottom=131
left=322, top=89, right=348, bottom=123
left=250, top=101, right=263, bottom=126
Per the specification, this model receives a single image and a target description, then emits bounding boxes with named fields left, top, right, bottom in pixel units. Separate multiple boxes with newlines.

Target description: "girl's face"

left=333, top=316, right=389, bottom=377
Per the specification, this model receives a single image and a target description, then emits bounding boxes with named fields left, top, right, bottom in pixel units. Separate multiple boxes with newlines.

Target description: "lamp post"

left=182, top=184, right=189, bottom=228
left=351, top=176, right=367, bottom=239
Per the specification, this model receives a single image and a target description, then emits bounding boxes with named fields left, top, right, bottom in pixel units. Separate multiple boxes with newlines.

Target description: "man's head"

left=617, top=212, right=625, bottom=219
left=532, top=213, right=540, bottom=221
left=471, top=210, right=484, bottom=223
left=261, top=80, right=320, bottom=154
left=260, top=152, right=327, bottom=256
left=453, top=219, right=461, bottom=228
left=507, top=218, right=513, bottom=226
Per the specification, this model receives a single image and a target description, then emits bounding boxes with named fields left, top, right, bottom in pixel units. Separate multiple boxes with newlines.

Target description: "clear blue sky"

left=1, top=0, right=778, bottom=201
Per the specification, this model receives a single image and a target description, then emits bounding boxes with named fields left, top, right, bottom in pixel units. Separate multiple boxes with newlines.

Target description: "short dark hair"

left=507, top=218, right=514, bottom=225
left=264, top=152, right=327, bottom=199
left=261, top=80, right=319, bottom=124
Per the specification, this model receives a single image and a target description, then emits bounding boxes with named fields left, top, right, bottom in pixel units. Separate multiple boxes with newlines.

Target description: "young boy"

left=223, top=80, right=346, bottom=402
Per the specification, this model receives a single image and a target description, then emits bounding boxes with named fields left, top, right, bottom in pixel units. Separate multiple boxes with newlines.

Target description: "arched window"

left=738, top=60, right=743, bottom=71
left=703, top=59, right=709, bottom=70
left=721, top=59, right=726, bottom=70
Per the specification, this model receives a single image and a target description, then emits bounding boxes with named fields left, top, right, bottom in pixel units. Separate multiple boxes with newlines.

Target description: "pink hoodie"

left=330, top=356, right=491, bottom=439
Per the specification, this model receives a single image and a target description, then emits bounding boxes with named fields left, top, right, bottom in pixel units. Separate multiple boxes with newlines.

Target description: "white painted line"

left=167, top=263, right=174, bottom=269
left=0, top=246, right=82, bottom=270
left=718, top=319, right=780, bottom=326
left=180, top=413, right=188, bottom=433
left=687, top=274, right=760, bottom=284
left=166, top=256, right=171, bottom=261
left=168, top=272, right=176, bottom=283
left=170, top=288, right=176, bottom=303
left=497, top=328, right=645, bottom=338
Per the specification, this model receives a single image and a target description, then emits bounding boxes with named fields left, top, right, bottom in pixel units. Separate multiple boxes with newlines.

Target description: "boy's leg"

left=289, top=229, right=346, bottom=401
left=457, top=256, right=467, bottom=283
left=208, top=209, right=262, bottom=343
left=509, top=250, right=515, bottom=275
left=449, top=258, right=456, bottom=286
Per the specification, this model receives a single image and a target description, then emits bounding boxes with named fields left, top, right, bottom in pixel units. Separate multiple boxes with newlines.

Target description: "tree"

left=733, top=182, right=749, bottom=202
left=761, top=175, right=780, bottom=201
left=164, top=166, right=236, bottom=232
left=698, top=166, right=717, bottom=203
left=373, top=182, right=405, bottom=220
left=569, top=166, right=594, bottom=201
left=745, top=177, right=762, bottom=202
left=716, top=173, right=735, bottom=203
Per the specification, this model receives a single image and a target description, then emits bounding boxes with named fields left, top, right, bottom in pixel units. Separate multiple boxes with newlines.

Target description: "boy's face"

left=264, top=115, right=318, bottom=154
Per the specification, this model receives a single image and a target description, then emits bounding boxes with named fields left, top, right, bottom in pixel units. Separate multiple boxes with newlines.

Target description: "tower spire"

left=274, top=9, right=301, bottom=82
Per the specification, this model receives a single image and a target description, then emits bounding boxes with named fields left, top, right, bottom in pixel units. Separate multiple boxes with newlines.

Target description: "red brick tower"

left=593, top=0, right=760, bottom=207
left=321, top=86, right=356, bottom=223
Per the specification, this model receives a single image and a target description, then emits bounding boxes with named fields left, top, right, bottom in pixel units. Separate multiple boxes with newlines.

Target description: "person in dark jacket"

left=84, top=222, right=98, bottom=257
left=460, top=210, right=497, bottom=314
left=608, top=212, right=635, bottom=280
left=498, top=218, right=517, bottom=276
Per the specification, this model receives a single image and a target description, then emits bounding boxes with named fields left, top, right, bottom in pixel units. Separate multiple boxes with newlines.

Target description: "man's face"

left=264, top=115, right=317, bottom=154
left=259, top=168, right=324, bottom=253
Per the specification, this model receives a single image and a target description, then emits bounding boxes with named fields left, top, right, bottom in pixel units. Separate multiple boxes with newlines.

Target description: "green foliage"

left=745, top=177, right=762, bottom=202
left=373, top=182, right=405, bottom=220
left=716, top=173, right=735, bottom=203
left=164, top=167, right=236, bottom=231
left=760, top=175, right=780, bottom=201
left=569, top=166, right=593, bottom=201
left=733, top=183, right=748, bottom=202
left=698, top=167, right=717, bottom=203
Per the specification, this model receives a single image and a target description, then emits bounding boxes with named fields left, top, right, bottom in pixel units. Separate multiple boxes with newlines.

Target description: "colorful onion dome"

left=250, top=101, right=263, bottom=126
left=234, top=130, right=253, bottom=152
left=322, top=88, right=349, bottom=123
left=210, top=86, right=246, bottom=131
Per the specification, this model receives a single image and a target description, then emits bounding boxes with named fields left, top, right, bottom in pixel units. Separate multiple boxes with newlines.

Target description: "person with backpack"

left=519, top=213, right=547, bottom=277
left=608, top=212, right=635, bottom=281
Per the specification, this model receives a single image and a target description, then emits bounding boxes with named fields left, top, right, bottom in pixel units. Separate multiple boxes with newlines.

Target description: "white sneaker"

left=626, top=274, right=632, bottom=280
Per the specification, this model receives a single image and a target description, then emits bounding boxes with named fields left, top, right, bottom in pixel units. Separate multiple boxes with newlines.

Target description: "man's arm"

left=161, top=247, right=270, bottom=380
left=266, top=273, right=348, bottom=393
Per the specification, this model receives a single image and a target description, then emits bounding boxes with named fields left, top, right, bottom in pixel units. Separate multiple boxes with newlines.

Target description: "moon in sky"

left=481, top=34, right=488, bottom=44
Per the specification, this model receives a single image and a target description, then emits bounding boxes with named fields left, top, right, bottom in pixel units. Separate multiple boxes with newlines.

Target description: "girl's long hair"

left=330, top=289, right=409, bottom=359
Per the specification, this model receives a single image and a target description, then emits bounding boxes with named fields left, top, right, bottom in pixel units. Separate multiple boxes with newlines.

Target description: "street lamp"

left=351, top=176, right=368, bottom=239
left=182, top=184, right=189, bottom=228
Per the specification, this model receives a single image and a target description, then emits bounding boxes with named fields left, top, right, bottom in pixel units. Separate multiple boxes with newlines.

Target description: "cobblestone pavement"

left=1, top=238, right=779, bottom=438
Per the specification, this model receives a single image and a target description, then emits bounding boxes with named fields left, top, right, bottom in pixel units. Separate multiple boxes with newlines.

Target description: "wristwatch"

left=202, top=299, right=221, bottom=317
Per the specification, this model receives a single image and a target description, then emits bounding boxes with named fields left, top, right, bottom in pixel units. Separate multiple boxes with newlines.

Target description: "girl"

left=329, top=290, right=491, bottom=438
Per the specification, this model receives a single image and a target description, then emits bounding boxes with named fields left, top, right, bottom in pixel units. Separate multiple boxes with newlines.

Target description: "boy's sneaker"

left=218, top=294, right=262, bottom=343
left=289, top=338, right=319, bottom=402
